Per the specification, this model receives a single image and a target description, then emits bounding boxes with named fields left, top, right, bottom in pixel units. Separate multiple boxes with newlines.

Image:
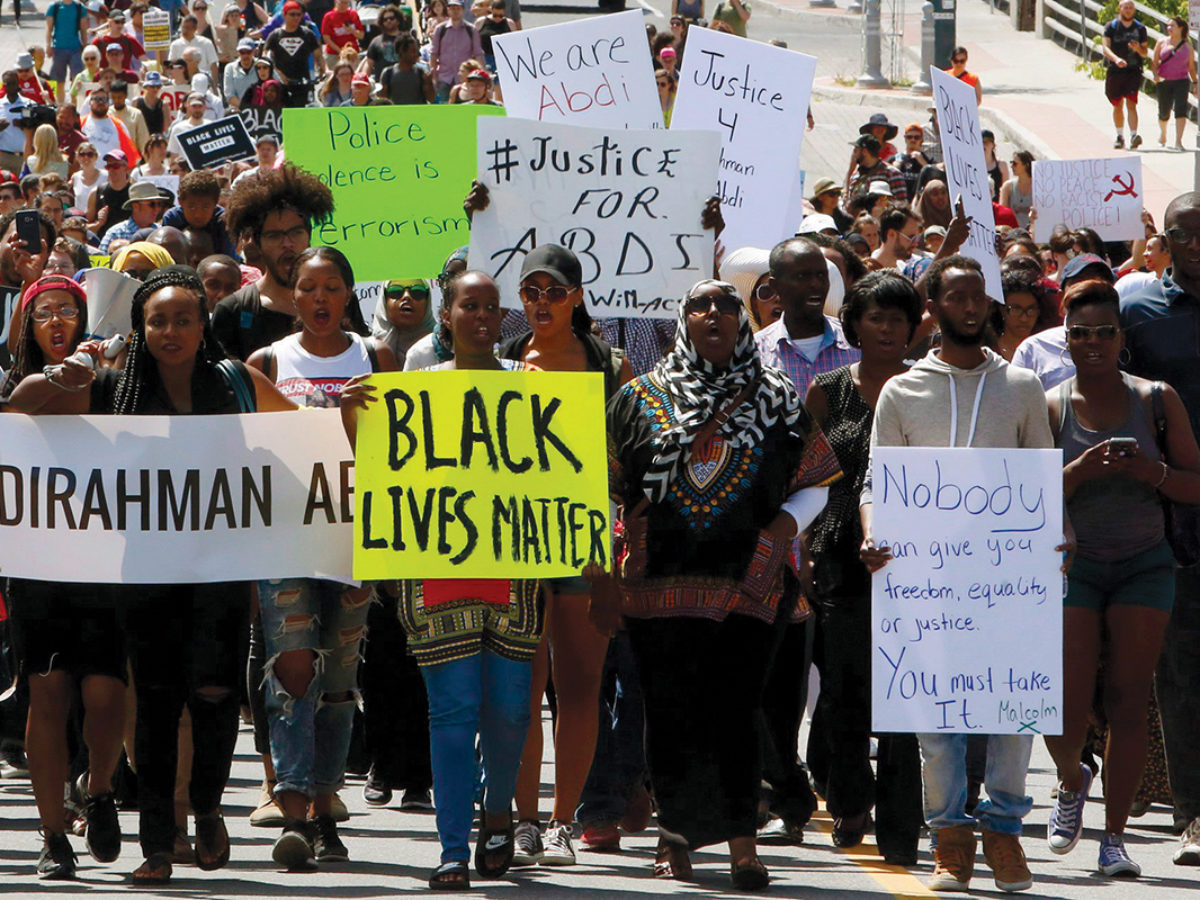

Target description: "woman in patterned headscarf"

left=604, top=279, right=841, bottom=891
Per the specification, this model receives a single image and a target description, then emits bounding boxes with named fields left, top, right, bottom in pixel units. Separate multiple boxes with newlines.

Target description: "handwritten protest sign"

left=353, top=371, right=610, bottom=579
left=491, top=10, right=661, bottom=129
left=930, top=68, right=1002, bottom=300
left=1032, top=157, right=1143, bottom=241
left=142, top=9, right=171, bottom=51
left=284, top=105, right=504, bottom=281
left=0, top=411, right=353, bottom=583
left=134, top=173, right=180, bottom=204
left=870, top=447, right=1063, bottom=735
left=239, top=106, right=283, bottom=142
left=177, top=114, right=256, bottom=170
left=161, top=87, right=191, bottom=120
left=469, top=117, right=719, bottom=319
left=670, top=28, right=815, bottom=251
left=85, top=268, right=138, bottom=339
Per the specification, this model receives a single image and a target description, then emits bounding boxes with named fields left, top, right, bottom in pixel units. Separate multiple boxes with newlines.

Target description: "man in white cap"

left=166, top=92, right=211, bottom=159
left=44, top=0, right=89, bottom=103
left=15, top=53, right=52, bottom=105
left=225, top=38, right=261, bottom=110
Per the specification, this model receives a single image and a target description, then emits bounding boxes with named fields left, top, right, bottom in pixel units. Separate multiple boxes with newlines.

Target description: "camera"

left=18, top=104, right=57, bottom=131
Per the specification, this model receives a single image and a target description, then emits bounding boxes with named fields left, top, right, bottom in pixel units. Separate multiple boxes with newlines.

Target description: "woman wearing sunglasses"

left=497, top=244, right=632, bottom=868
left=371, top=279, right=436, bottom=368
left=1043, top=280, right=1200, bottom=878
left=605, top=279, right=839, bottom=890
left=719, top=246, right=779, bottom=330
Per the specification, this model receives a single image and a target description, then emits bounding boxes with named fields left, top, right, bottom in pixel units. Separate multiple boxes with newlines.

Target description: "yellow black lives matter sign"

left=353, top=371, right=609, bottom=579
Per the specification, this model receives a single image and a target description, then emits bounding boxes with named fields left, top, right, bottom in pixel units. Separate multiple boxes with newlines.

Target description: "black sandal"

left=653, top=837, right=693, bottom=880
left=131, top=852, right=173, bottom=886
left=194, top=809, right=230, bottom=871
left=474, top=822, right=515, bottom=878
left=731, top=855, right=770, bottom=891
left=429, top=860, right=471, bottom=891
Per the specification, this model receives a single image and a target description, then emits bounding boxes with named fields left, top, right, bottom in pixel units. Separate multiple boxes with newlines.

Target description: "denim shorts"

left=1065, top=541, right=1175, bottom=612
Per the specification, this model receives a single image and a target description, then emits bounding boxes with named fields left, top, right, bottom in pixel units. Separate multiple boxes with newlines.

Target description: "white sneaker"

left=511, top=820, right=543, bottom=867
left=539, top=820, right=576, bottom=866
left=1175, top=817, right=1200, bottom=865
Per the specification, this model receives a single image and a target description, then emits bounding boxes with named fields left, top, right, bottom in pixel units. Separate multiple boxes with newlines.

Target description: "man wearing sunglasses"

left=1120, top=192, right=1200, bottom=867
left=364, top=4, right=406, bottom=76
left=871, top=205, right=923, bottom=272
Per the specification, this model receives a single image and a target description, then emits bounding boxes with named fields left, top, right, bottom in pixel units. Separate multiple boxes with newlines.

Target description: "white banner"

left=670, top=28, right=815, bottom=252
left=469, top=117, right=720, bottom=319
left=491, top=10, right=662, bottom=129
left=870, top=447, right=1063, bottom=735
left=930, top=68, right=1002, bottom=301
left=132, top=173, right=181, bottom=202
left=0, top=410, right=354, bottom=584
left=1032, top=157, right=1143, bottom=241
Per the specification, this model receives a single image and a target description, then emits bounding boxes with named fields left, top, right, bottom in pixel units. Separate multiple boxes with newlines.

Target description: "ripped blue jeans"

left=258, top=578, right=372, bottom=799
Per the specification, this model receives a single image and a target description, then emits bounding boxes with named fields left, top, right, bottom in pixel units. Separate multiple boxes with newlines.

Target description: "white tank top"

left=272, top=331, right=373, bottom=409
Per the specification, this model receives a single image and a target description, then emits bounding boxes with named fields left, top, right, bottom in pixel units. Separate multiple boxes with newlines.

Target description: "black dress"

left=806, top=365, right=923, bottom=860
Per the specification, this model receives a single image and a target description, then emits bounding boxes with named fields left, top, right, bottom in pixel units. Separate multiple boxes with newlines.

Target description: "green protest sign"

left=283, top=105, right=505, bottom=280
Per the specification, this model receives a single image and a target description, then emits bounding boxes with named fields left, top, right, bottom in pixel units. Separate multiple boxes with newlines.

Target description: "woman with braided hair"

left=603, top=279, right=841, bottom=891
left=9, top=266, right=294, bottom=886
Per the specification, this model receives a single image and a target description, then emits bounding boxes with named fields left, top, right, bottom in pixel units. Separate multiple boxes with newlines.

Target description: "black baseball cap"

left=520, top=244, right=582, bottom=286
left=852, top=134, right=882, bottom=154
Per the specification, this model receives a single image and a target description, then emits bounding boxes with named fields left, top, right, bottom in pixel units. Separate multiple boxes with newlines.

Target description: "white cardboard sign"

left=930, top=68, right=1002, bottom=300
left=84, top=267, right=138, bottom=340
left=1032, top=157, right=1144, bottom=241
left=491, top=10, right=662, bottom=129
left=0, top=410, right=354, bottom=584
left=870, top=447, right=1064, bottom=735
left=670, top=28, right=815, bottom=252
left=469, top=117, right=720, bottom=319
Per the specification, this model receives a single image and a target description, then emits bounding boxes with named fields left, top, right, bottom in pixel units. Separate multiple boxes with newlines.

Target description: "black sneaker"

left=363, top=768, right=392, bottom=807
left=83, top=790, right=122, bottom=863
left=0, top=745, right=29, bottom=777
left=400, top=788, right=434, bottom=810
left=1130, top=133, right=1143, bottom=149
left=312, top=815, right=349, bottom=862
left=272, top=820, right=316, bottom=871
left=37, top=831, right=77, bottom=880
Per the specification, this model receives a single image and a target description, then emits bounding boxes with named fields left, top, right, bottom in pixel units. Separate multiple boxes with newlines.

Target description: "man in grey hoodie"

left=860, top=255, right=1053, bottom=894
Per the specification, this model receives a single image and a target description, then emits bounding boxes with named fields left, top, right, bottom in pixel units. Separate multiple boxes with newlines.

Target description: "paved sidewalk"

left=768, top=0, right=1192, bottom=220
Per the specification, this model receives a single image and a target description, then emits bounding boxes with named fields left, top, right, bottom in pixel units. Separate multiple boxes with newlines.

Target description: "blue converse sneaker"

left=1098, top=833, right=1140, bottom=877
left=1047, top=763, right=1092, bottom=855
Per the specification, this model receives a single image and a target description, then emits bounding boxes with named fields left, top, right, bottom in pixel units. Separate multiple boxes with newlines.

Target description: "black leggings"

left=1158, top=78, right=1191, bottom=120
left=122, top=584, right=249, bottom=857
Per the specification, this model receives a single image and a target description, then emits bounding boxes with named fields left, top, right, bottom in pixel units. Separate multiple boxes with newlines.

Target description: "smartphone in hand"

left=14, top=209, right=42, bottom=255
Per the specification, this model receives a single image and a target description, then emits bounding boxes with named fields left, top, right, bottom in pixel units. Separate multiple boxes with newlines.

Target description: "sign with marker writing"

left=870, top=447, right=1063, bottom=735
left=930, top=68, right=1002, bottom=300
left=353, top=371, right=610, bottom=579
left=670, top=27, right=815, bottom=251
left=239, top=106, right=283, bottom=142
left=284, top=105, right=504, bottom=281
left=177, top=114, right=256, bottom=171
left=160, top=87, right=191, bottom=120
left=469, top=117, right=719, bottom=320
left=491, top=10, right=662, bottom=129
left=1032, top=157, right=1143, bottom=241
left=0, top=411, right=354, bottom=584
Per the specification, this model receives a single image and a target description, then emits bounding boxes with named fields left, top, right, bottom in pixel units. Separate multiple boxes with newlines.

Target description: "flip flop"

left=131, top=852, right=173, bottom=886
left=194, top=809, right=230, bottom=871
left=731, top=855, right=770, bottom=891
left=653, top=838, right=693, bottom=880
left=474, top=823, right=515, bottom=878
left=429, top=860, right=471, bottom=891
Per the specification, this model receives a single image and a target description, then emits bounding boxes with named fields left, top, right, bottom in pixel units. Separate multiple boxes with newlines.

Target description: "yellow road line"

left=808, top=805, right=937, bottom=900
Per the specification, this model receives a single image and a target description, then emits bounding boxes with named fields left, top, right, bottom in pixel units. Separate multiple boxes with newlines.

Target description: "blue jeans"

left=1159, top=563, right=1200, bottom=821
left=421, top=650, right=532, bottom=863
left=436, top=80, right=453, bottom=103
left=258, top=578, right=371, bottom=798
left=919, top=733, right=1033, bottom=835
left=576, top=632, right=646, bottom=826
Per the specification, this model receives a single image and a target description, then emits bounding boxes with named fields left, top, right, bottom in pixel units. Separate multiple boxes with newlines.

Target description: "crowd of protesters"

left=1, top=0, right=1200, bottom=896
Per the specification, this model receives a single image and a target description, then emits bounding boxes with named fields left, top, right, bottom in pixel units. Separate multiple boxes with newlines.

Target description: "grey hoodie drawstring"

left=947, top=371, right=987, bottom=448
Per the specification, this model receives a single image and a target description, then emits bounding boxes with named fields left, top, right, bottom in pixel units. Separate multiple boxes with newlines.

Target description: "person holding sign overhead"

left=860, top=255, right=1057, bottom=894
left=1042, top=280, right=1200, bottom=877
left=246, top=246, right=395, bottom=871
left=340, top=270, right=542, bottom=892
left=603, top=279, right=841, bottom=891
left=499, top=244, right=631, bottom=868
